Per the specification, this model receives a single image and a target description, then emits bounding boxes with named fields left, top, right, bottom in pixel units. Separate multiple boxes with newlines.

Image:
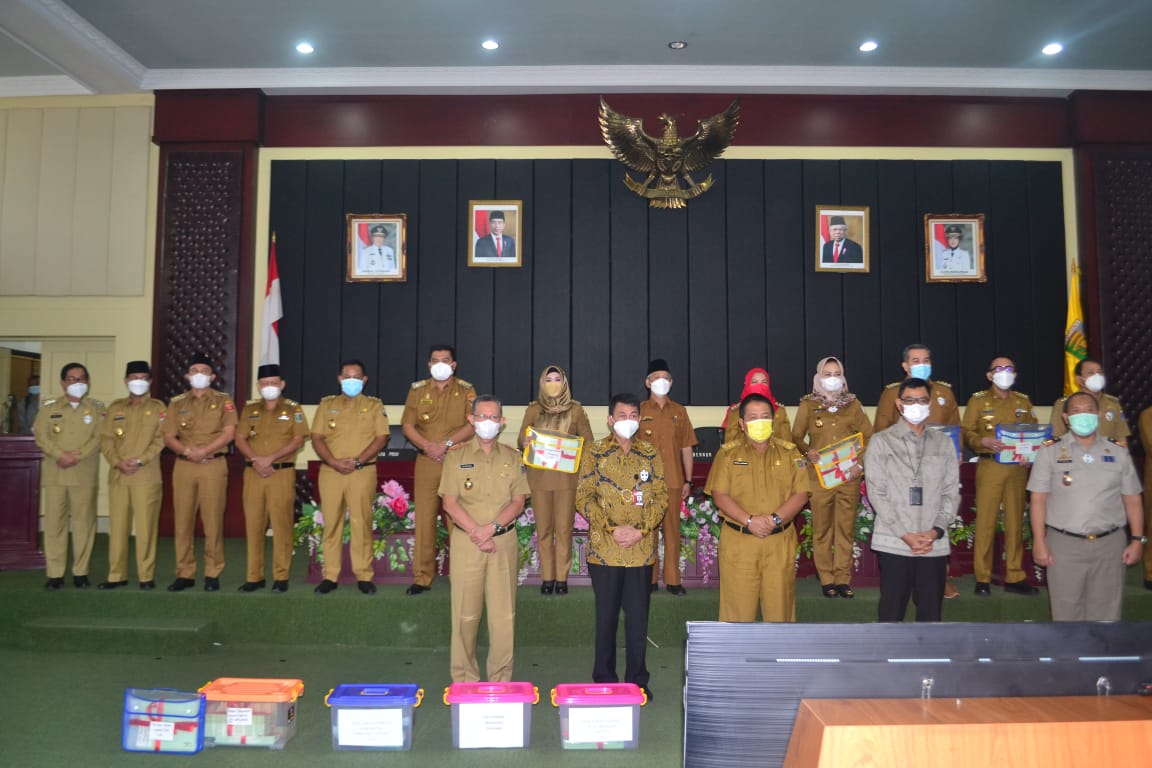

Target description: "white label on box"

left=226, top=707, right=253, bottom=726
left=336, top=708, right=404, bottom=747
left=458, top=702, right=524, bottom=749
left=148, top=721, right=175, bottom=741
left=568, top=706, right=633, bottom=744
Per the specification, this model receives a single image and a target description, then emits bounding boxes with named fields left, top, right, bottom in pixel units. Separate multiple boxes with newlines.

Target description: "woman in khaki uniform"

left=792, top=356, right=873, bottom=598
left=517, top=365, right=594, bottom=595
left=721, top=367, right=791, bottom=445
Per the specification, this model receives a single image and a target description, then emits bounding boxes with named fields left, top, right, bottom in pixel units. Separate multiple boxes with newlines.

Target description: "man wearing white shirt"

left=358, top=224, right=396, bottom=274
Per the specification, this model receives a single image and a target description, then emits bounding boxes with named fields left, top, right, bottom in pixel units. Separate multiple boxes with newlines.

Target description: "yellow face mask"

left=542, top=381, right=564, bottom=398
left=744, top=418, right=773, bottom=442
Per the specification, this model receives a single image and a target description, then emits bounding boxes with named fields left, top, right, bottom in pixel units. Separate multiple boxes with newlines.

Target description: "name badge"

left=733, top=460, right=749, bottom=466
left=459, top=463, right=475, bottom=469
left=1102, top=455, right=1115, bottom=463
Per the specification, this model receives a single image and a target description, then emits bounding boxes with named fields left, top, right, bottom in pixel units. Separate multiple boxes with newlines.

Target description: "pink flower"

left=390, top=496, right=409, bottom=516
left=380, top=479, right=407, bottom=499
left=681, top=499, right=689, bottom=519
left=314, top=510, right=325, bottom=526
left=574, top=512, right=589, bottom=530
left=523, top=507, right=535, bottom=525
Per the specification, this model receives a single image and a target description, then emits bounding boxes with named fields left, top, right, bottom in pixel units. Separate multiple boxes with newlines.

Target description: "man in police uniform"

left=576, top=393, right=667, bottom=699
left=1028, top=392, right=1145, bottom=621
left=1050, top=358, right=1130, bottom=443
left=162, top=354, right=237, bottom=592
left=705, top=393, right=809, bottom=622
left=873, top=344, right=961, bottom=432
left=98, top=361, right=164, bottom=590
left=310, top=359, right=390, bottom=594
left=961, top=355, right=1039, bottom=596
left=33, top=362, right=105, bottom=590
left=235, top=364, right=309, bottom=593
left=439, top=395, right=530, bottom=682
left=640, top=358, right=697, bottom=595
left=401, top=344, right=475, bottom=594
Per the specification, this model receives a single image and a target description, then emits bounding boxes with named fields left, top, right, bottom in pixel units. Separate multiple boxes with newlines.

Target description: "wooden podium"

left=0, top=435, right=46, bottom=569
left=785, top=695, right=1152, bottom=767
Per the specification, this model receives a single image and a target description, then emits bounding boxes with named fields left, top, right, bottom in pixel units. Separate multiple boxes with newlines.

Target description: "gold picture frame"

left=346, top=214, right=407, bottom=282
left=924, top=214, right=986, bottom=283
left=815, top=206, right=870, bottom=273
left=468, top=200, right=523, bottom=268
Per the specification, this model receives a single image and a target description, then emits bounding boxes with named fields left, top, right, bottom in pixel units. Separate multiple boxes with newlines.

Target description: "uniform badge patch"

left=639, top=470, right=650, bottom=483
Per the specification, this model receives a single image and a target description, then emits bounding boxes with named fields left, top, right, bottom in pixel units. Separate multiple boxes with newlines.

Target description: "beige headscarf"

left=810, top=356, right=856, bottom=409
left=534, top=364, right=576, bottom=433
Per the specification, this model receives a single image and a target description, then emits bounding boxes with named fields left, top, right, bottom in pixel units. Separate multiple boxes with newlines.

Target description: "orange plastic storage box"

left=198, top=677, right=304, bottom=749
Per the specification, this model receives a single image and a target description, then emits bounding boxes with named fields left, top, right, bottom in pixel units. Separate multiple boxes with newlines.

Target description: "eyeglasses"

left=899, top=397, right=930, bottom=406
left=989, top=365, right=1016, bottom=373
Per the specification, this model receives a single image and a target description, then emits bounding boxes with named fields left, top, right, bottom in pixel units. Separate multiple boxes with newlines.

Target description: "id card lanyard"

left=905, top=431, right=927, bottom=506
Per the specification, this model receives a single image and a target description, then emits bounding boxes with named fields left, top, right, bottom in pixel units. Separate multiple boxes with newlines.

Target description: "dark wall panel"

left=838, top=160, right=884, bottom=400
left=493, top=161, right=536, bottom=402
left=299, top=161, right=345, bottom=400
left=376, top=159, right=421, bottom=395
left=569, top=161, right=612, bottom=404
left=687, top=163, right=729, bottom=405
left=531, top=160, right=574, bottom=392
left=725, top=162, right=768, bottom=399
left=875, top=161, right=920, bottom=392
left=609, top=165, right=651, bottom=395
left=455, top=160, right=496, bottom=396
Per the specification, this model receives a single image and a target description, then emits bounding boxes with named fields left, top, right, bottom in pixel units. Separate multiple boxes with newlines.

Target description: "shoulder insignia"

left=284, top=398, right=300, bottom=407
left=410, top=380, right=426, bottom=389
left=935, top=380, right=953, bottom=388
left=799, top=394, right=814, bottom=402
left=884, top=381, right=901, bottom=390
left=91, top=399, right=105, bottom=408
left=43, top=398, right=57, bottom=406
left=719, top=437, right=745, bottom=451
left=457, top=378, right=473, bottom=389
left=1107, top=437, right=1129, bottom=449
left=1042, top=438, right=1057, bottom=446
left=245, top=398, right=261, bottom=406
left=170, top=392, right=187, bottom=402
left=774, top=438, right=797, bottom=450
left=320, top=394, right=337, bottom=401
left=971, top=389, right=989, bottom=398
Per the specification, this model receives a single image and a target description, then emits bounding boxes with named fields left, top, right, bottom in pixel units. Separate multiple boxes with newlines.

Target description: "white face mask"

left=649, top=378, right=671, bottom=397
left=430, top=362, right=453, bottom=381
left=992, top=371, right=1016, bottom=389
left=127, top=380, right=151, bottom=396
left=260, top=385, right=282, bottom=401
left=474, top=420, right=502, bottom=440
left=189, top=373, right=212, bottom=390
left=612, top=419, right=640, bottom=439
left=66, top=382, right=88, bottom=399
left=822, top=376, right=844, bottom=392
left=901, top=403, right=931, bottom=425
left=1083, top=373, right=1106, bottom=393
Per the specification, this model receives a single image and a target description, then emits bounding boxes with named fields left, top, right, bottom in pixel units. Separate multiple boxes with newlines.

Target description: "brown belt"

left=725, top=519, right=792, bottom=536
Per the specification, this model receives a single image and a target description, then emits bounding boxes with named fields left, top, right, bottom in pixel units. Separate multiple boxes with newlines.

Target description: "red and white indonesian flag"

left=260, top=235, right=282, bottom=366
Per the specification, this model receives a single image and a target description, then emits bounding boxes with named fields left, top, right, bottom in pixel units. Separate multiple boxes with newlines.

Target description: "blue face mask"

left=340, top=378, right=364, bottom=398
left=909, top=363, right=932, bottom=380
left=28, top=385, right=40, bottom=395
left=1067, top=413, right=1099, bottom=437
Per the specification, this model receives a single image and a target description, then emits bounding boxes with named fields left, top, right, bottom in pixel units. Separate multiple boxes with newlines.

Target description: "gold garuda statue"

left=599, top=97, right=740, bottom=209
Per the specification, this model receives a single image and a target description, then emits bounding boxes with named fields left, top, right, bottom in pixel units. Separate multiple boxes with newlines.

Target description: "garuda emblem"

left=599, top=98, right=740, bottom=209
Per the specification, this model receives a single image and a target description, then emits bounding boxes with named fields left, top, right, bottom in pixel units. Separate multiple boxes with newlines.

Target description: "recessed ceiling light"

left=295, top=42, right=314, bottom=54
left=481, top=39, right=499, bottom=50
left=1041, top=42, right=1063, bottom=55
left=859, top=40, right=879, bottom=53
left=668, top=41, right=687, bottom=50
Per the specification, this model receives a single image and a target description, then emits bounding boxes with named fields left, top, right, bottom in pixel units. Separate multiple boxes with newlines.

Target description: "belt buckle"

left=1086, top=532, right=1098, bottom=540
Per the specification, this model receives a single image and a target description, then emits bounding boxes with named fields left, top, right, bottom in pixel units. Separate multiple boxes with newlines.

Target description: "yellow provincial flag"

left=1063, top=263, right=1087, bottom=396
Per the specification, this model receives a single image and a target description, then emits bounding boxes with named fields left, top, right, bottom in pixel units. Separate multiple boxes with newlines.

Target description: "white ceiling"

left=1, top=0, right=1151, bottom=97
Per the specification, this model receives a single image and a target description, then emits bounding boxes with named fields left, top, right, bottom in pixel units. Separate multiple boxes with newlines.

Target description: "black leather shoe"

left=139, top=581, right=156, bottom=590
left=73, top=575, right=91, bottom=588
left=974, top=582, right=991, bottom=596
left=405, top=583, right=428, bottom=595
left=271, top=580, right=289, bottom=593
left=834, top=584, right=855, bottom=599
left=555, top=582, right=569, bottom=595
left=1003, top=579, right=1039, bottom=595
left=666, top=584, right=687, bottom=596
left=648, top=582, right=659, bottom=594
left=167, top=577, right=195, bottom=592
left=98, top=580, right=128, bottom=590
left=1145, top=579, right=1152, bottom=591
left=357, top=580, right=377, bottom=594
left=314, top=579, right=338, bottom=594
left=203, top=577, right=220, bottom=592
left=238, top=580, right=266, bottom=592
left=540, top=580, right=555, bottom=595
left=45, top=577, right=64, bottom=591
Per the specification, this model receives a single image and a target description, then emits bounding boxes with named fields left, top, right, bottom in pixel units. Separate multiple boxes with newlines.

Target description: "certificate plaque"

left=995, top=423, right=1051, bottom=464
left=815, top=432, right=864, bottom=490
left=522, top=426, right=584, bottom=474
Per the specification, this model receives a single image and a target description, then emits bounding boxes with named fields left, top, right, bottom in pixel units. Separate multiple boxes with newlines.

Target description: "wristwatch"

left=493, top=521, right=508, bottom=535
left=445, top=439, right=454, bottom=448
left=354, top=459, right=363, bottom=470
left=770, top=513, right=783, bottom=527
left=1131, top=535, right=1149, bottom=544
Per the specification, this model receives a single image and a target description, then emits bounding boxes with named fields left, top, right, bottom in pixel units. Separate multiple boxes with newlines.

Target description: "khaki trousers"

left=172, top=457, right=229, bottom=579
left=449, top=527, right=518, bottom=682
left=973, top=459, right=1029, bottom=583
left=106, top=483, right=162, bottom=582
left=412, top=454, right=445, bottom=587
left=42, top=484, right=98, bottom=578
left=1046, top=529, right=1126, bottom=621
left=242, top=467, right=296, bottom=582
left=651, top=495, right=683, bottom=586
left=317, top=464, right=376, bottom=582
left=717, top=524, right=797, bottom=622
left=531, top=486, right=576, bottom=582
left=810, top=478, right=861, bottom=586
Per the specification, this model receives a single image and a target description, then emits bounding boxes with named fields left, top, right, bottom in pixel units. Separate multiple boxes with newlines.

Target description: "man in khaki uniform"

left=311, top=359, right=390, bottom=594
left=98, top=361, right=165, bottom=590
left=33, top=362, right=105, bottom=590
left=234, top=364, right=309, bottom=593
left=439, top=395, right=530, bottom=682
left=640, top=358, right=697, bottom=595
left=873, top=344, right=961, bottom=432
left=961, top=355, right=1039, bottom=596
left=401, top=344, right=475, bottom=594
left=705, top=394, right=809, bottom=622
left=162, top=354, right=238, bottom=592
left=1050, top=358, right=1130, bottom=443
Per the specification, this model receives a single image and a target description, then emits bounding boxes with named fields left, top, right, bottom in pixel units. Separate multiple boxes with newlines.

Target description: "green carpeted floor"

left=3, top=535, right=1152, bottom=766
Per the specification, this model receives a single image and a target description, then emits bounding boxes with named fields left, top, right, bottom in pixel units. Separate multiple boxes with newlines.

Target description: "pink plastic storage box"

left=551, top=683, right=646, bottom=749
left=443, top=681, right=538, bottom=749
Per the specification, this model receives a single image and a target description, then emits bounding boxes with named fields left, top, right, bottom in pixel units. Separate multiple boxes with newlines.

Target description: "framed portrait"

left=815, top=206, right=870, bottom=273
left=924, top=214, right=986, bottom=283
left=347, top=214, right=406, bottom=282
left=468, top=200, right=523, bottom=268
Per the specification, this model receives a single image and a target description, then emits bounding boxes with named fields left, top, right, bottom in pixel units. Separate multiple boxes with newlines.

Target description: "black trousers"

left=588, top=563, right=651, bottom=687
left=876, top=551, right=947, bottom=622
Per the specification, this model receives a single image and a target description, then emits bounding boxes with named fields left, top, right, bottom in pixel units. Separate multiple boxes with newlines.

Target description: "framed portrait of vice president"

left=468, top=200, right=523, bottom=268
left=815, top=206, right=870, bottom=273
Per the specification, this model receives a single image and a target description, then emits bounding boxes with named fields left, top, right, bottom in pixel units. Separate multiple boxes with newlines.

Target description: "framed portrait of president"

left=815, top=206, right=870, bottom=273
left=468, top=200, right=523, bottom=268
left=347, top=214, right=406, bottom=282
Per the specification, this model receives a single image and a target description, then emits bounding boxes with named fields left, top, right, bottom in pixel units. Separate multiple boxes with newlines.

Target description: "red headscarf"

left=721, top=367, right=778, bottom=428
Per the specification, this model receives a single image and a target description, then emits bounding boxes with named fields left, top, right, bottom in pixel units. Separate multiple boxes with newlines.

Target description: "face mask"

left=542, top=381, right=564, bottom=398
left=474, top=420, right=502, bottom=440
left=189, top=373, right=212, bottom=390
left=260, top=385, right=282, bottom=401
left=992, top=371, right=1016, bottom=389
left=649, top=378, right=672, bottom=397
left=744, top=419, right=773, bottom=442
left=127, top=380, right=151, bottom=396
left=822, top=376, right=844, bottom=393
left=1067, top=413, right=1099, bottom=437
left=66, top=382, right=88, bottom=399
left=430, top=362, right=453, bottom=381
left=612, top=419, right=640, bottom=440
left=341, top=378, right=364, bottom=398
left=1083, top=373, right=1106, bottom=393
left=901, top=403, right=930, bottom=425
left=28, top=385, right=40, bottom=395
left=909, top=363, right=932, bottom=380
